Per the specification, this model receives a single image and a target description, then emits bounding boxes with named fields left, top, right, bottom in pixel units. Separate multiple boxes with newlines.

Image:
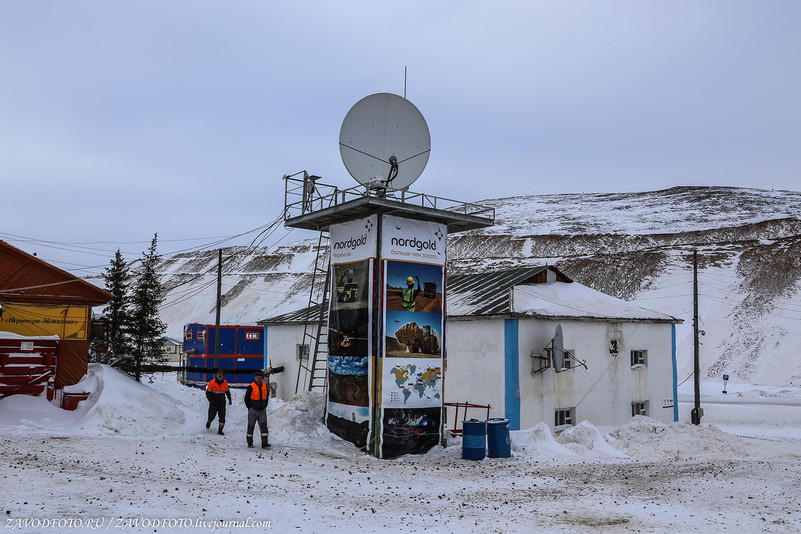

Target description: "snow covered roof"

left=0, top=331, right=60, bottom=341
left=512, top=282, right=679, bottom=322
left=160, top=336, right=183, bottom=346
left=448, top=266, right=678, bottom=322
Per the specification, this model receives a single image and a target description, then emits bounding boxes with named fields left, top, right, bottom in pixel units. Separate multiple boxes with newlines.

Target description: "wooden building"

left=0, top=241, right=111, bottom=397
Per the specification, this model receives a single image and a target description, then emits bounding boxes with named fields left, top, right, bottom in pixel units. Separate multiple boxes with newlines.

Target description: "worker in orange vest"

left=205, top=369, right=232, bottom=435
left=244, top=370, right=270, bottom=448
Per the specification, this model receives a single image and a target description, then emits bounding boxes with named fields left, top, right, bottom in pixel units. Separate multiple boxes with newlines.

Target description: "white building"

left=445, top=266, right=680, bottom=431
left=260, top=266, right=681, bottom=432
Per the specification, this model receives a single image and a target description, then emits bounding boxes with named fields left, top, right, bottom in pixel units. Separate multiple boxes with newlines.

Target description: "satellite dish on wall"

left=339, top=93, right=431, bottom=190
left=552, top=324, right=565, bottom=373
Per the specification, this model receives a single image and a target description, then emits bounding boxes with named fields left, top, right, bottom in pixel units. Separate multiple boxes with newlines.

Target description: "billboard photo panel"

left=379, top=407, right=442, bottom=459
left=384, top=260, right=443, bottom=314
left=332, top=259, right=370, bottom=311
left=384, top=310, right=442, bottom=358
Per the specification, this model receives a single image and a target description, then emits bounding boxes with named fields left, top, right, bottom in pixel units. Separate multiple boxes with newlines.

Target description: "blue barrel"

left=487, top=418, right=511, bottom=458
left=461, top=419, right=486, bottom=460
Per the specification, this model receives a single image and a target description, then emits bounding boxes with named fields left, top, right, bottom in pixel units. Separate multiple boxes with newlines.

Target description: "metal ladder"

left=294, top=230, right=330, bottom=394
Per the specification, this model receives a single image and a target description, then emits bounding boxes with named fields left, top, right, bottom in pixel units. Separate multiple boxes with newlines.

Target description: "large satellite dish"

left=339, top=93, right=431, bottom=190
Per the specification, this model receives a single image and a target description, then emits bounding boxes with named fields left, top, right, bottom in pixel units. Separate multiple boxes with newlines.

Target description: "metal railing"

left=283, top=172, right=495, bottom=223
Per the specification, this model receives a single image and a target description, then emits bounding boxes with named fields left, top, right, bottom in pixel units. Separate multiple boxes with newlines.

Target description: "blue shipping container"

left=182, top=323, right=265, bottom=388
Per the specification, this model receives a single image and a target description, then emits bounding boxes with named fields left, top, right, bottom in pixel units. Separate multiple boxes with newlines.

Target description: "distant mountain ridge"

left=156, top=186, right=801, bottom=387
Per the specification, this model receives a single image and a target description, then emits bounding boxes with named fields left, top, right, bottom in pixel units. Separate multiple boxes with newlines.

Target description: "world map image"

left=390, top=363, right=442, bottom=405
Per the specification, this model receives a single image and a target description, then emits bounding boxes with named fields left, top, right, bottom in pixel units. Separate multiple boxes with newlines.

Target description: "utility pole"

left=213, top=249, right=222, bottom=369
left=691, top=250, right=703, bottom=425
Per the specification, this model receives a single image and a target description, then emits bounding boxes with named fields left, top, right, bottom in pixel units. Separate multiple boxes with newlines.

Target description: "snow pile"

left=447, top=420, right=630, bottom=461
left=83, top=366, right=187, bottom=436
left=268, top=391, right=349, bottom=450
left=607, top=416, right=748, bottom=461
left=555, top=420, right=629, bottom=459
left=0, top=364, right=187, bottom=438
left=510, top=422, right=581, bottom=460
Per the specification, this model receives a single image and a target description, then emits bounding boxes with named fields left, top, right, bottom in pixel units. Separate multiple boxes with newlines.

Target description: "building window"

left=245, top=332, right=260, bottom=341
left=197, top=331, right=205, bottom=341
left=547, top=348, right=575, bottom=371
left=555, top=408, right=575, bottom=428
left=296, top=344, right=310, bottom=361
left=632, top=401, right=649, bottom=417
left=185, top=331, right=193, bottom=341
left=563, top=350, right=574, bottom=370
left=630, top=349, right=648, bottom=368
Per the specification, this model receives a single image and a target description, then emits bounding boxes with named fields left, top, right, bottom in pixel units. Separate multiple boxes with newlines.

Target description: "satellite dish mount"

left=535, top=324, right=588, bottom=374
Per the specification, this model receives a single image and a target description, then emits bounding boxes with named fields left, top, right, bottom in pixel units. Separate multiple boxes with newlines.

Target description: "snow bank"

left=0, top=364, right=187, bottom=437
left=268, top=391, right=349, bottom=450
left=607, top=416, right=749, bottom=461
left=510, top=422, right=582, bottom=460
left=0, top=367, right=787, bottom=466
left=555, top=420, right=628, bottom=459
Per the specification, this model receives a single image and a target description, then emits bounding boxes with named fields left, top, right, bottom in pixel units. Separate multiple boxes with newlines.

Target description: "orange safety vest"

left=249, top=381, right=268, bottom=400
left=207, top=378, right=229, bottom=393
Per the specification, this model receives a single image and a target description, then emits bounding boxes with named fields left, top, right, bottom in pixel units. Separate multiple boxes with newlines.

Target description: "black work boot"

left=247, top=439, right=254, bottom=448
left=218, top=424, right=224, bottom=436
left=261, top=438, right=270, bottom=449
left=206, top=420, right=211, bottom=429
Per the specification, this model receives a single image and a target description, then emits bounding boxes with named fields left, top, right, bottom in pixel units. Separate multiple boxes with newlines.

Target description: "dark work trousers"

left=208, top=397, right=227, bottom=425
left=247, top=407, right=268, bottom=446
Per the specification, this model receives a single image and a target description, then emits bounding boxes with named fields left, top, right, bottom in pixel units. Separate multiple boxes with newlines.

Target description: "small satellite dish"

left=339, top=93, right=431, bottom=190
left=552, top=324, right=565, bottom=373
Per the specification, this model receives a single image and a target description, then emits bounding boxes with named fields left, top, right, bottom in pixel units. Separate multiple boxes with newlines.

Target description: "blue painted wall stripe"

left=504, top=319, right=521, bottom=430
left=671, top=323, right=678, bottom=422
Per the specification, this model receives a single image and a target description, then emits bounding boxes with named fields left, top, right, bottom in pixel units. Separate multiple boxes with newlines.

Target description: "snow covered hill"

left=156, top=186, right=801, bottom=388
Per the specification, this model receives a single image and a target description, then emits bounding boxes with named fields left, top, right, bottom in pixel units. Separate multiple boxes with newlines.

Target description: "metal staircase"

left=294, top=230, right=330, bottom=394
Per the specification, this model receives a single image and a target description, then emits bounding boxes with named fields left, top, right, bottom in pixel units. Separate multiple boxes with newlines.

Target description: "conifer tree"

left=129, top=234, right=167, bottom=382
left=92, top=249, right=134, bottom=366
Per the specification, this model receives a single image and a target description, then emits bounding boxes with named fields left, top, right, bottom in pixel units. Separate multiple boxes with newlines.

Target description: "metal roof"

left=259, top=303, right=326, bottom=326
left=0, top=240, right=112, bottom=306
left=446, top=266, right=570, bottom=316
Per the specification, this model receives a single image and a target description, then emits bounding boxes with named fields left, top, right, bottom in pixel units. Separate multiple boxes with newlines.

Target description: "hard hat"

left=406, top=276, right=414, bottom=284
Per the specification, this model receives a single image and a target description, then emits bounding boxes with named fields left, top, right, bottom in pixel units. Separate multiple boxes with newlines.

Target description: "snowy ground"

left=1, top=365, right=800, bottom=533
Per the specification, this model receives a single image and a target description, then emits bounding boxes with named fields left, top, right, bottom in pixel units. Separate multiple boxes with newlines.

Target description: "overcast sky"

left=2, top=2, right=799, bottom=275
